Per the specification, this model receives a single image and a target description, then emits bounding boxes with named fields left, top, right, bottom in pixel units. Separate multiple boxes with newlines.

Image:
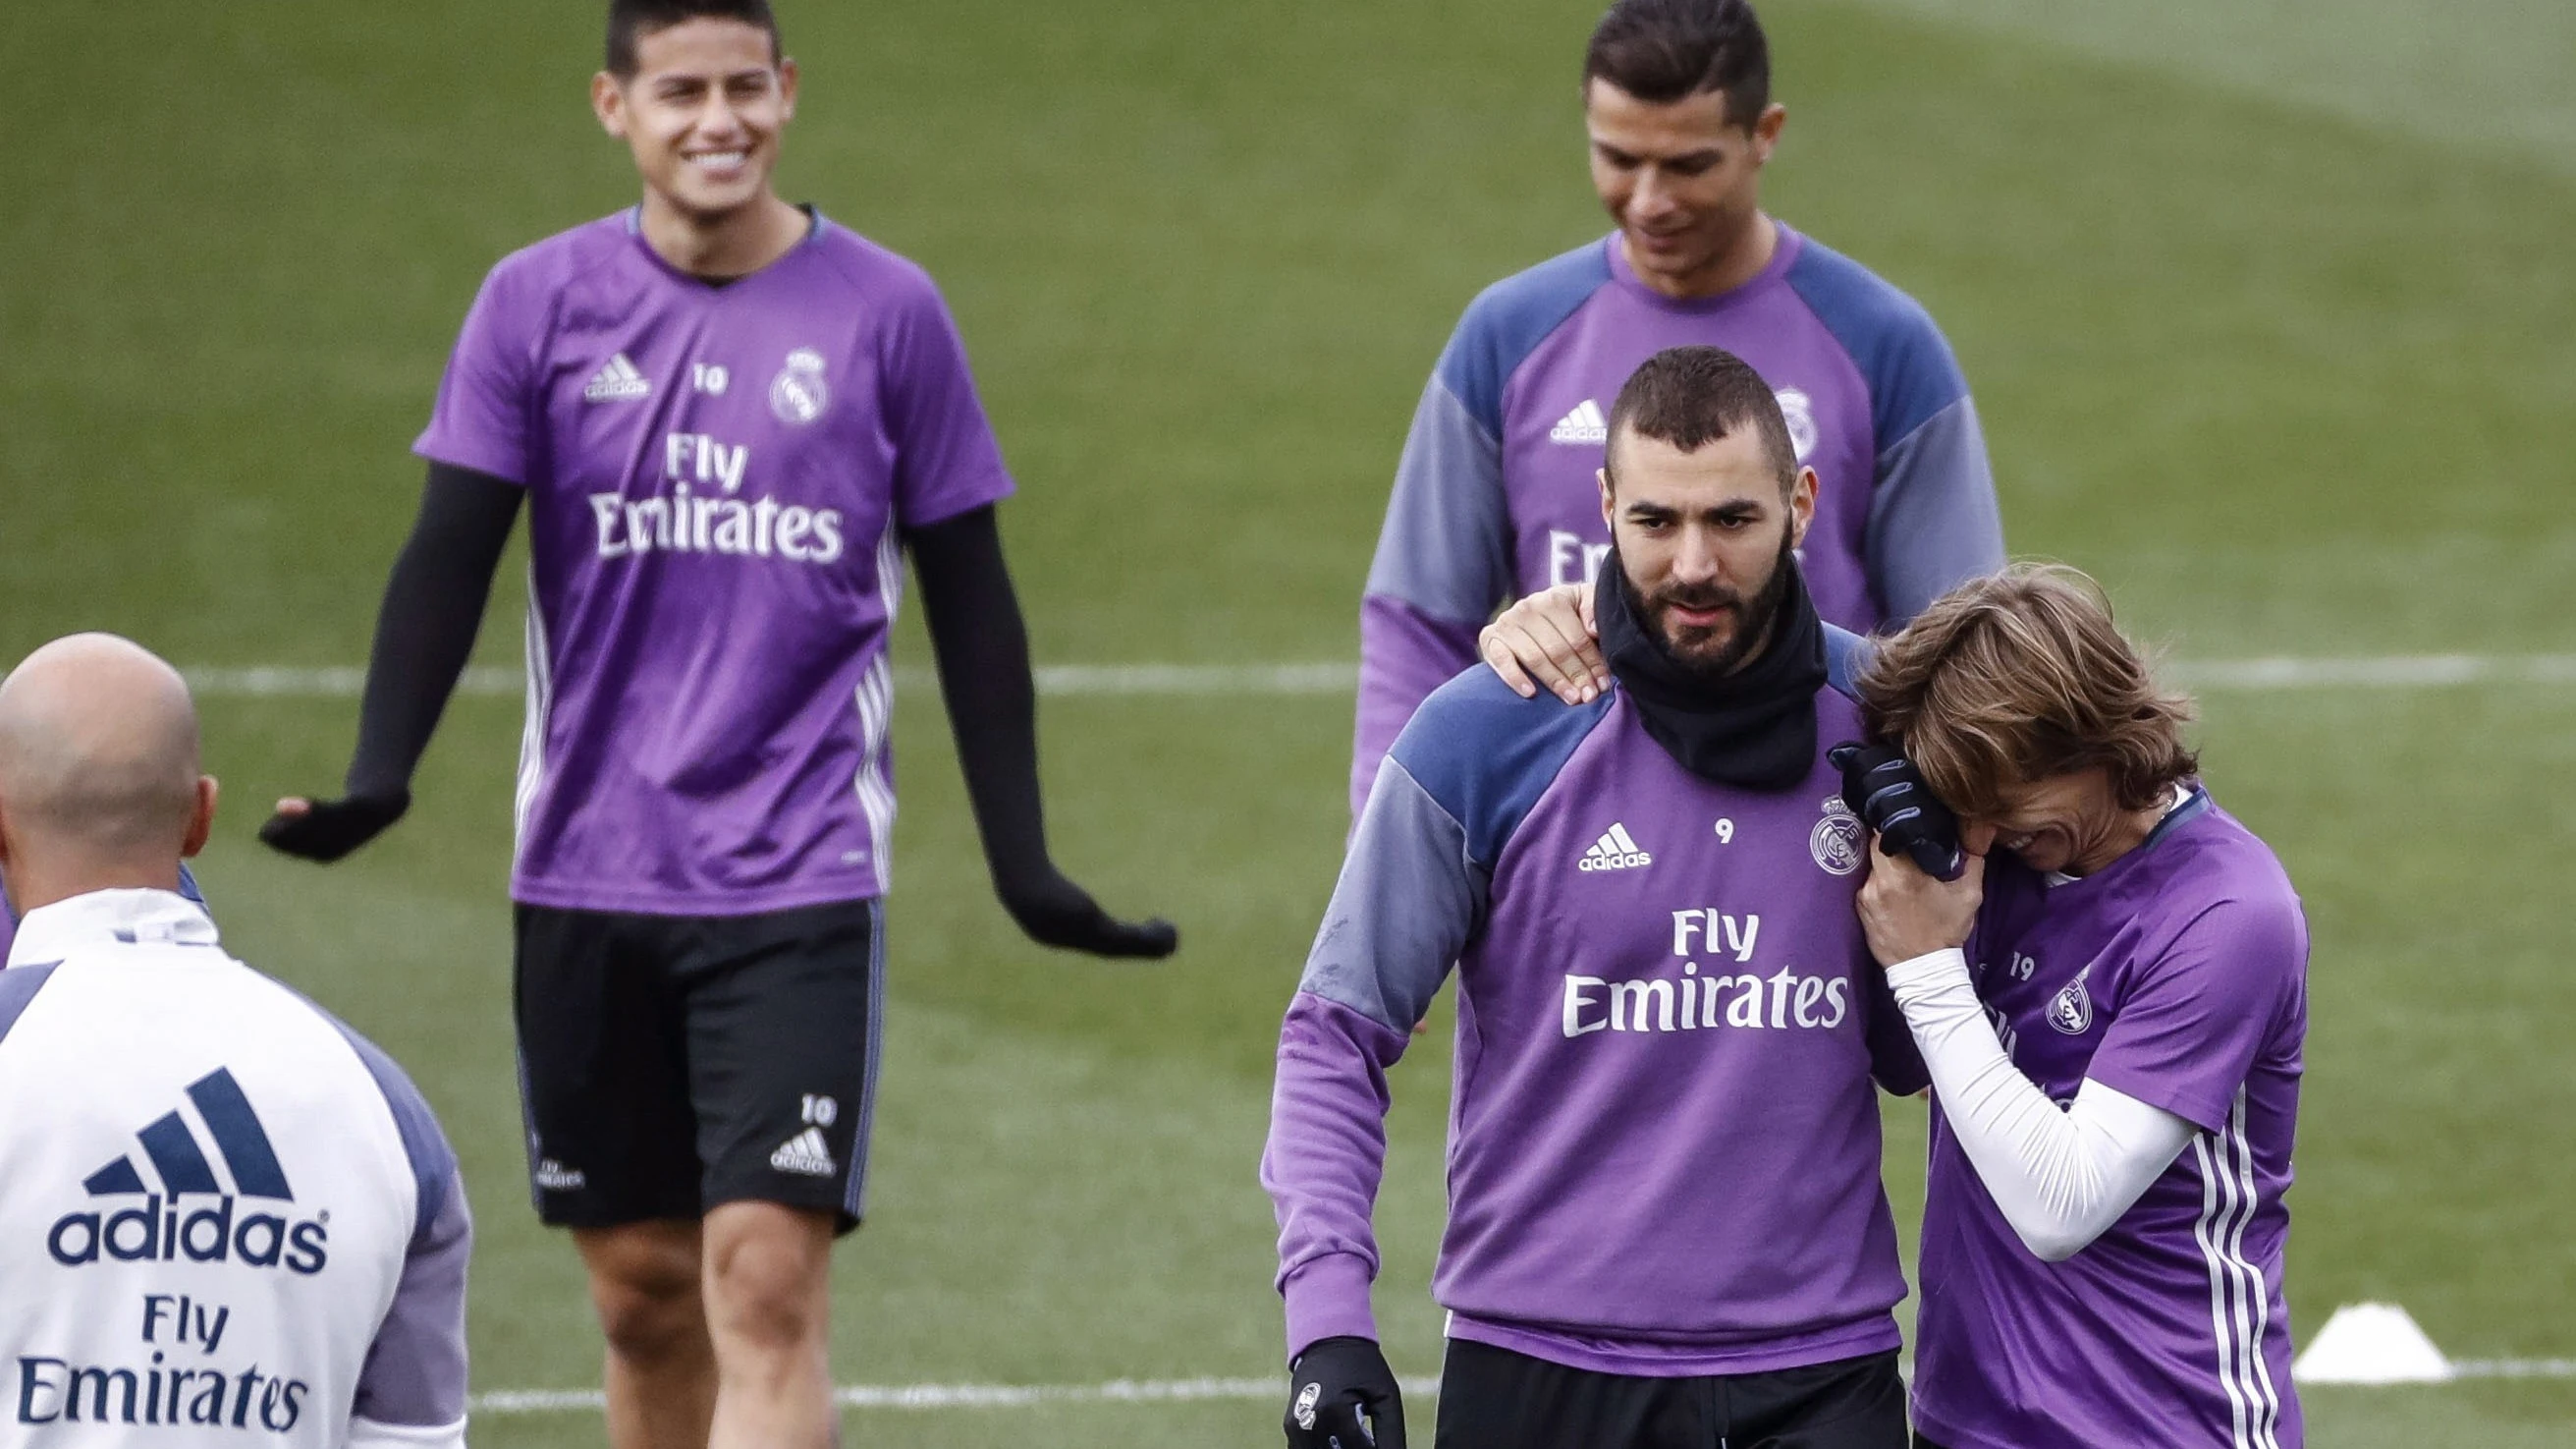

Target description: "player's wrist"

left=1281, top=1253, right=1378, bottom=1360
left=1884, top=947, right=1973, bottom=1008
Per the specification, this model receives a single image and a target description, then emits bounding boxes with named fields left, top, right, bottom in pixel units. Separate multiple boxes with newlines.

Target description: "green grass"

left=4, top=0, right=2571, bottom=1443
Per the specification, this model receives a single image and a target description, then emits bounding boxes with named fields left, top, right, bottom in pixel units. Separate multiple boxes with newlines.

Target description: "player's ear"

left=1752, top=103, right=1786, bottom=164
left=182, top=777, right=218, bottom=860
left=778, top=56, right=799, bottom=119
left=591, top=71, right=629, bottom=139
left=1597, top=467, right=1616, bottom=530
left=1785, top=467, right=1817, bottom=549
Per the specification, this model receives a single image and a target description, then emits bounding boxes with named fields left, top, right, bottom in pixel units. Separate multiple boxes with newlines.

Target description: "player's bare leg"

left=578, top=1220, right=719, bottom=1449
left=703, top=1200, right=839, bottom=1449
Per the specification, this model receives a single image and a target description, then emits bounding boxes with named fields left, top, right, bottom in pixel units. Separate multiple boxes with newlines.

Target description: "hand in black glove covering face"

left=1829, top=742, right=1967, bottom=881
left=1285, top=1336, right=1405, bottom=1449
left=259, top=791, right=412, bottom=864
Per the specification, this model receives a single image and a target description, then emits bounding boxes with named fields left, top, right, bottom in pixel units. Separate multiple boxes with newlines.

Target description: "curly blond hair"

left=1856, top=564, right=2198, bottom=818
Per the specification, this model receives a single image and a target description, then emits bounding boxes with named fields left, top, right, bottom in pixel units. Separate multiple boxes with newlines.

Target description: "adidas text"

left=769, top=1128, right=836, bottom=1178
left=1550, top=399, right=1608, bottom=445
left=1579, top=823, right=1653, bottom=872
left=583, top=354, right=652, bottom=403
left=47, top=1196, right=328, bottom=1275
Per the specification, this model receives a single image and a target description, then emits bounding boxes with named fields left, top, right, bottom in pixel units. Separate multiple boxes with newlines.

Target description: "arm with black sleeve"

left=904, top=504, right=1177, bottom=959
left=259, top=463, right=521, bottom=863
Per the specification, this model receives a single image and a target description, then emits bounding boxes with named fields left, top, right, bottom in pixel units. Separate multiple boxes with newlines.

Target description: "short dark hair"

left=1604, top=346, right=1797, bottom=494
left=1582, top=0, right=1772, bottom=128
left=607, top=0, right=782, bottom=79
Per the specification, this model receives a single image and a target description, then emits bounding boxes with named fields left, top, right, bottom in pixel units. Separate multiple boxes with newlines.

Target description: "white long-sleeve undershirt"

left=1886, top=947, right=2196, bottom=1262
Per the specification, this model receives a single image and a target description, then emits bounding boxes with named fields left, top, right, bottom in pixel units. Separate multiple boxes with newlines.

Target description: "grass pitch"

left=4, top=0, right=2571, bottom=1443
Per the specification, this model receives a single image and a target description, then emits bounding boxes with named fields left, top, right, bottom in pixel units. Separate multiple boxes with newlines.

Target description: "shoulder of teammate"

left=1385, top=665, right=1616, bottom=868
left=1431, top=238, right=1617, bottom=439
left=2085, top=808, right=2307, bottom=1131
left=415, top=216, right=630, bottom=483
left=800, top=217, right=955, bottom=333
left=461, top=213, right=631, bottom=327
left=1781, top=232, right=1973, bottom=455
left=1822, top=623, right=1875, bottom=702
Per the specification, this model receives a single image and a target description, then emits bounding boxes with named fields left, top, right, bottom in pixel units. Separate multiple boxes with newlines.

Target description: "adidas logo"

left=47, top=1068, right=330, bottom=1274
left=768, top=1126, right=836, bottom=1178
left=1578, top=822, right=1653, bottom=872
left=1549, top=398, right=1608, bottom=445
left=583, top=353, right=652, bottom=403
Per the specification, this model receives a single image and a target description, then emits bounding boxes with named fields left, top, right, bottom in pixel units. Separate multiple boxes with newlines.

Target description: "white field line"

left=466, top=1359, right=2575, bottom=1415
left=182, top=655, right=2576, bottom=701
left=470, top=1374, right=1444, bottom=1416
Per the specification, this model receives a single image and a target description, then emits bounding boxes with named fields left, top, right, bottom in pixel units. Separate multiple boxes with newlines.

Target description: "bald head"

left=0, top=635, right=213, bottom=908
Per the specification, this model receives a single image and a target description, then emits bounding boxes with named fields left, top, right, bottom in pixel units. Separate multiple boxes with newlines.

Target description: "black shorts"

left=513, top=898, right=884, bottom=1232
left=1433, top=1339, right=1908, bottom=1449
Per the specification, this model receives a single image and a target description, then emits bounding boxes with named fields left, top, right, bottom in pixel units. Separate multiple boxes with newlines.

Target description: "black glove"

left=258, top=791, right=411, bottom=864
left=1285, top=1336, right=1404, bottom=1449
left=997, top=866, right=1178, bottom=959
left=1828, top=742, right=1965, bottom=881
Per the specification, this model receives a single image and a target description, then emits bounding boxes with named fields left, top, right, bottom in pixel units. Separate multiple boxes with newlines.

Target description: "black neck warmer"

left=1594, top=552, right=1828, bottom=791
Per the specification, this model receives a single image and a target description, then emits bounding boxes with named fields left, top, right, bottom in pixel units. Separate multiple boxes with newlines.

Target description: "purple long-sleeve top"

left=1266, top=637, right=1929, bottom=1377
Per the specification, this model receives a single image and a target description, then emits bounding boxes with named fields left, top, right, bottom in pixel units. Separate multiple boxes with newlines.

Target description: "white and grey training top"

left=0, top=889, right=469, bottom=1448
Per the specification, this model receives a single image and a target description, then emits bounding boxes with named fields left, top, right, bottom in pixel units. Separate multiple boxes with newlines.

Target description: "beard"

left=1639, top=533, right=1797, bottom=682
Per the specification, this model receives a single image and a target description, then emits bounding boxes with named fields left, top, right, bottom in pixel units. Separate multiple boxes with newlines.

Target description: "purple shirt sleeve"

left=1263, top=756, right=1484, bottom=1358
left=883, top=278, right=1016, bottom=529
left=412, top=257, right=543, bottom=486
left=2082, top=898, right=2307, bottom=1135
left=0, top=877, right=15, bottom=967
left=351, top=1168, right=471, bottom=1442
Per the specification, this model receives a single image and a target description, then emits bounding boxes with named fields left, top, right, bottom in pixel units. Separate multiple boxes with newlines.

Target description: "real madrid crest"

left=770, top=347, right=829, bottom=425
left=2048, top=965, right=2096, bottom=1034
left=1774, top=386, right=1820, bottom=462
left=1811, top=797, right=1864, bottom=876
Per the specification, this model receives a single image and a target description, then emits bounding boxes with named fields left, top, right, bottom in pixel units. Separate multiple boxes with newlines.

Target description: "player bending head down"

left=1854, top=564, right=2198, bottom=876
left=1848, top=568, right=2310, bottom=1449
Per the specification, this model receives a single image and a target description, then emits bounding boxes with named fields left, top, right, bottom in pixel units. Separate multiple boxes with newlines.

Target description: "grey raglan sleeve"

left=1864, top=391, right=2005, bottom=622
left=349, top=1169, right=471, bottom=1449
left=324, top=1018, right=472, bottom=1449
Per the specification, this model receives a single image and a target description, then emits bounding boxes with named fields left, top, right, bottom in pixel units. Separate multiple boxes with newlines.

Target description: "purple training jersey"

left=1913, top=791, right=2309, bottom=1449
left=415, top=210, right=1014, bottom=915
left=1352, top=226, right=2006, bottom=814
left=1264, top=634, right=1929, bottom=1376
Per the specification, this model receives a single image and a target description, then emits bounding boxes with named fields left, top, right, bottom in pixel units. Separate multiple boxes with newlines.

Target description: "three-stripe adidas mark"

left=1579, top=822, right=1653, bottom=872
left=769, top=1126, right=837, bottom=1178
left=48, top=1068, right=332, bottom=1274
left=583, top=353, right=652, bottom=403
left=84, top=1068, right=293, bottom=1201
left=1549, top=398, right=1608, bottom=445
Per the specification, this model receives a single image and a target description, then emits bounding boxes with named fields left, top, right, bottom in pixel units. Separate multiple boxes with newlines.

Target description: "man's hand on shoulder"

left=999, top=866, right=1178, bottom=960
left=1285, top=1336, right=1404, bottom=1449
left=1478, top=583, right=1604, bottom=704
left=259, top=791, right=411, bottom=864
